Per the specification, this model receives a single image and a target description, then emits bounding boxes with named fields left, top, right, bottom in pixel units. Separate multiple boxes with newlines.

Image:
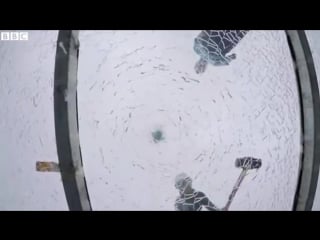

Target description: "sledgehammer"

left=224, top=157, right=262, bottom=211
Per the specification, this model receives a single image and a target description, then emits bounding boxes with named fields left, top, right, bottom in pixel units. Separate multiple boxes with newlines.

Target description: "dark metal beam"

left=54, top=30, right=92, bottom=211
left=286, top=30, right=320, bottom=210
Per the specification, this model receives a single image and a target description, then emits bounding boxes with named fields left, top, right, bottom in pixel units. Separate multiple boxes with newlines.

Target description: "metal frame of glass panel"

left=286, top=30, right=320, bottom=211
left=54, top=30, right=91, bottom=211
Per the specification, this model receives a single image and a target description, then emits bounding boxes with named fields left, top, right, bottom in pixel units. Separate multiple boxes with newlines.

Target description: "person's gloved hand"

left=227, top=53, right=237, bottom=60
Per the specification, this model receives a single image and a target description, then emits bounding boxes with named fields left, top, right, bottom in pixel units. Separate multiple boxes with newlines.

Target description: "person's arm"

left=198, top=192, right=221, bottom=211
left=205, top=199, right=221, bottom=211
left=212, top=54, right=235, bottom=66
left=175, top=198, right=183, bottom=211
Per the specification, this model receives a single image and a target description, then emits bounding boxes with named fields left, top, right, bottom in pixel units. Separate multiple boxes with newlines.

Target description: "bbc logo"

left=0, top=32, right=29, bottom=41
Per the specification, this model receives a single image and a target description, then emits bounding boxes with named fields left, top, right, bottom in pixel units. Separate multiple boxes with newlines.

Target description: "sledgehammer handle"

left=224, top=169, right=248, bottom=211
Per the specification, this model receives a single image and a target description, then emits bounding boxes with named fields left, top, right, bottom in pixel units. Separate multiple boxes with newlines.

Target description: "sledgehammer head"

left=235, top=157, right=262, bottom=170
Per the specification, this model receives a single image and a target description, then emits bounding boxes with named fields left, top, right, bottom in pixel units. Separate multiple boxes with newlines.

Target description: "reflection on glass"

left=78, top=30, right=301, bottom=210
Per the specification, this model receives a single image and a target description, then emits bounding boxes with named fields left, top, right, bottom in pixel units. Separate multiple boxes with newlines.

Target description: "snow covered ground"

left=77, top=31, right=301, bottom=210
left=305, top=30, right=320, bottom=211
left=0, top=31, right=67, bottom=210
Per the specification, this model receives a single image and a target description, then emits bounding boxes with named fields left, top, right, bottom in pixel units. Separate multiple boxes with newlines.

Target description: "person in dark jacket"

left=174, top=173, right=221, bottom=211
left=193, top=30, right=249, bottom=73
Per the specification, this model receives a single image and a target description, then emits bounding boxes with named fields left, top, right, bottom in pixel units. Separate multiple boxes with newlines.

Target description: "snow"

left=77, top=30, right=301, bottom=210
left=0, top=30, right=68, bottom=210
